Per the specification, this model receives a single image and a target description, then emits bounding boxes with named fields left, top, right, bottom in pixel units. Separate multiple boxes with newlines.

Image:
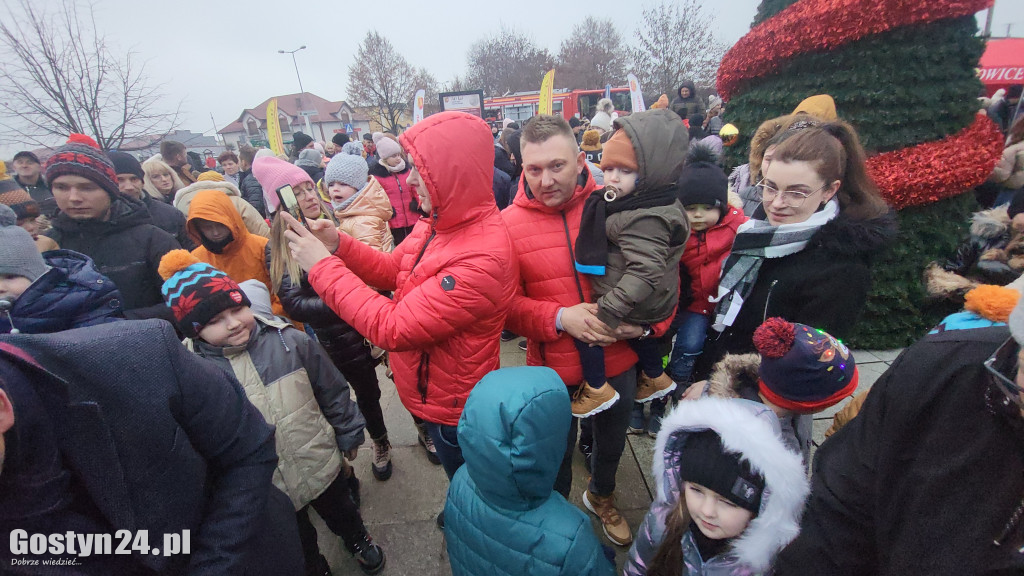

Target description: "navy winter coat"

left=0, top=250, right=123, bottom=335
left=0, top=320, right=303, bottom=575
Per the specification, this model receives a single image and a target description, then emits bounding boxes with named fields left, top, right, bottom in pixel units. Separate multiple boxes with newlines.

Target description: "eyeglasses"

left=756, top=179, right=828, bottom=207
left=984, top=337, right=1024, bottom=410
left=293, top=184, right=318, bottom=198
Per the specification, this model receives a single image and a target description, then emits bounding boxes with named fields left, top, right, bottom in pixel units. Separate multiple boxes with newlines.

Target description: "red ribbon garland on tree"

left=716, top=0, right=992, bottom=100
left=866, top=114, right=1005, bottom=209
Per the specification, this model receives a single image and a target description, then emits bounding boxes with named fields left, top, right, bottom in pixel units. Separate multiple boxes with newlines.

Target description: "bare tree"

left=628, top=0, right=727, bottom=102
left=556, top=17, right=628, bottom=89
left=0, top=0, right=181, bottom=150
left=347, top=31, right=426, bottom=133
left=466, top=27, right=554, bottom=97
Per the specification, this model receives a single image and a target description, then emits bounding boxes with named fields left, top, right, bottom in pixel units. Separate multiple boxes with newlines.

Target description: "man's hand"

left=561, top=303, right=616, bottom=345
left=344, top=448, right=358, bottom=461
left=283, top=213, right=335, bottom=272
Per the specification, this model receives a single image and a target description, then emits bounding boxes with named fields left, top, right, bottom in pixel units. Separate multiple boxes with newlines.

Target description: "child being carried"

left=571, top=109, right=690, bottom=417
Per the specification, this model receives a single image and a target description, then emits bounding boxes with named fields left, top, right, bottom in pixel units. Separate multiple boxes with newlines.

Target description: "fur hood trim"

left=970, top=205, right=1009, bottom=240
left=653, top=397, right=809, bottom=571
left=706, top=353, right=761, bottom=399
left=811, top=209, right=898, bottom=259
left=172, top=180, right=241, bottom=206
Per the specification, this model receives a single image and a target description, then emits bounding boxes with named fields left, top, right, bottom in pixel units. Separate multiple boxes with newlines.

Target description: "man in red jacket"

left=283, top=111, right=518, bottom=524
left=502, top=115, right=672, bottom=547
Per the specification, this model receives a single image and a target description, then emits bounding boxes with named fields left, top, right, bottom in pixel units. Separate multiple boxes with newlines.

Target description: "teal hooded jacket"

left=444, top=366, right=615, bottom=576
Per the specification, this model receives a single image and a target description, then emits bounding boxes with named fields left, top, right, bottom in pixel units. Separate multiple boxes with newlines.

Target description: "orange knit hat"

left=600, top=129, right=638, bottom=172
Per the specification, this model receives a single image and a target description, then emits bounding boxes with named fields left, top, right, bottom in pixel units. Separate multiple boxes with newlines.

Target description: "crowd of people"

left=1, top=82, right=1023, bottom=576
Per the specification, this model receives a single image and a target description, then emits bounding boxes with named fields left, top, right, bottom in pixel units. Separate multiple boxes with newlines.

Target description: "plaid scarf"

left=711, top=200, right=839, bottom=332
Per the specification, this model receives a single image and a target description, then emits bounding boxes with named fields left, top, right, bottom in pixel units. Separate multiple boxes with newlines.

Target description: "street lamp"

left=278, top=45, right=307, bottom=95
left=278, top=45, right=312, bottom=137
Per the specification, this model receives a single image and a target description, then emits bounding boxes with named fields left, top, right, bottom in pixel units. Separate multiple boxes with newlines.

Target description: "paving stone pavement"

left=314, top=340, right=902, bottom=574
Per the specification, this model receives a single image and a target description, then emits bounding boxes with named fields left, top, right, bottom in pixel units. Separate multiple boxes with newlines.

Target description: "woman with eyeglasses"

left=689, top=122, right=895, bottom=418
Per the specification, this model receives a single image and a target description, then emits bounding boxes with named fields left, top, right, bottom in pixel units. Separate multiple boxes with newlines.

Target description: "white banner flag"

left=627, top=74, right=645, bottom=113
left=413, top=89, right=426, bottom=124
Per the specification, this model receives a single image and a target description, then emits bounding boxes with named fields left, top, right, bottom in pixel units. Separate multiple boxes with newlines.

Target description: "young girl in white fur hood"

left=624, top=397, right=809, bottom=576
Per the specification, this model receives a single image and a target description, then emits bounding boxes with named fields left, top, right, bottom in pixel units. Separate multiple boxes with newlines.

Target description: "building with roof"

left=117, top=130, right=224, bottom=162
left=218, top=92, right=371, bottom=149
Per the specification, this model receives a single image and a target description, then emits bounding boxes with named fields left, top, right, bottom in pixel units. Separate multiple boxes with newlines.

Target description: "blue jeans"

left=424, top=421, right=465, bottom=480
left=668, top=311, right=708, bottom=387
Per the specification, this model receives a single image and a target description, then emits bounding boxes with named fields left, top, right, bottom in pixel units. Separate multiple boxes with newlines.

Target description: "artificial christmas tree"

left=717, top=0, right=1005, bottom=347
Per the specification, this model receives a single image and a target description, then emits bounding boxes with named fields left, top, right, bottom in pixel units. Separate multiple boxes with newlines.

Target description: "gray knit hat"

left=0, top=205, right=47, bottom=283
left=295, top=148, right=322, bottom=169
left=325, top=154, right=368, bottom=189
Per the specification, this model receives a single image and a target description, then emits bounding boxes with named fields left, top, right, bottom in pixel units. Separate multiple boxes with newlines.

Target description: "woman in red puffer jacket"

left=294, top=112, right=518, bottom=483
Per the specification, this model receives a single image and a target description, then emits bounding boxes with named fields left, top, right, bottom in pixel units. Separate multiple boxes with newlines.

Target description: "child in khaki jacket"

left=159, top=250, right=386, bottom=575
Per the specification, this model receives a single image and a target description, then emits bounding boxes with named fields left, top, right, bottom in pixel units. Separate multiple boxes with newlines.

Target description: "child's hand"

left=681, top=381, right=707, bottom=401
left=344, top=448, right=359, bottom=461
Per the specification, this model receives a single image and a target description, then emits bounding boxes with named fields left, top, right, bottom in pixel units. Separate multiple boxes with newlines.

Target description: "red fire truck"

left=483, top=86, right=634, bottom=124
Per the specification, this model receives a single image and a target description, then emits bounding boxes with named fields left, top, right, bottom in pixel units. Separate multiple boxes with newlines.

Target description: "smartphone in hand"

left=276, top=184, right=309, bottom=228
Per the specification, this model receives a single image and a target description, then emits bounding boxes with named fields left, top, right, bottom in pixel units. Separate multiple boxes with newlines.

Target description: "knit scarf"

left=710, top=200, right=839, bottom=332
left=380, top=158, right=406, bottom=173
left=574, top=184, right=678, bottom=275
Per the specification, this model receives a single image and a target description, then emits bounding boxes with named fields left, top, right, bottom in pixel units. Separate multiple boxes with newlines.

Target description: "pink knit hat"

left=252, top=156, right=314, bottom=213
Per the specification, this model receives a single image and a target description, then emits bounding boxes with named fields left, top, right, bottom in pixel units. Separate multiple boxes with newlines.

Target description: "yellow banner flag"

left=537, top=69, right=555, bottom=115
left=266, top=98, right=285, bottom=157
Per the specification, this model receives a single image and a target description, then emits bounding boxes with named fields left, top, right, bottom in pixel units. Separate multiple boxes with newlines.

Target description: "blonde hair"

left=269, top=213, right=304, bottom=294
left=141, top=157, right=185, bottom=200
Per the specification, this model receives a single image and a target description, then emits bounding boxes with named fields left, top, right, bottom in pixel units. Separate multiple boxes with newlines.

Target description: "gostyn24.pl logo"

left=9, top=529, right=190, bottom=563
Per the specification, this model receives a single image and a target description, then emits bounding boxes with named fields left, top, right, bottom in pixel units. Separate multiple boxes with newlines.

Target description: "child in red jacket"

left=632, top=145, right=748, bottom=436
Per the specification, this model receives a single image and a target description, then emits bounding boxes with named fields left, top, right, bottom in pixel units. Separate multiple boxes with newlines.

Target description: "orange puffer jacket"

left=502, top=169, right=674, bottom=386
left=308, top=112, right=518, bottom=426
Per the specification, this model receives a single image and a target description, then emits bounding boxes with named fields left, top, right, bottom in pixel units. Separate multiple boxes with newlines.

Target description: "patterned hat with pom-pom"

left=158, top=249, right=250, bottom=338
left=43, top=133, right=119, bottom=198
left=752, top=317, right=858, bottom=413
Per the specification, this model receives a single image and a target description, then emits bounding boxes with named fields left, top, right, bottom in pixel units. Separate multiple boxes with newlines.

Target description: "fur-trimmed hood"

left=809, top=209, right=898, bottom=260
left=651, top=397, right=809, bottom=572
left=172, top=180, right=241, bottom=209
left=969, top=205, right=1009, bottom=241
left=706, top=353, right=761, bottom=400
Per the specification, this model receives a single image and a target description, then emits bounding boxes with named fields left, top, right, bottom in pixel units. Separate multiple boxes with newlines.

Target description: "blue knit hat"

left=158, top=250, right=250, bottom=338
left=753, top=318, right=858, bottom=414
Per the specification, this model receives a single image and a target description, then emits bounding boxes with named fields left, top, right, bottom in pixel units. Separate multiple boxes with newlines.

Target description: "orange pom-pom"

left=964, top=285, right=1021, bottom=324
left=158, top=249, right=201, bottom=280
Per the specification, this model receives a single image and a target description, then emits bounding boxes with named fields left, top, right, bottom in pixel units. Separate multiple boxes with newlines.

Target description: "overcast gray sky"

left=3, top=0, right=1023, bottom=155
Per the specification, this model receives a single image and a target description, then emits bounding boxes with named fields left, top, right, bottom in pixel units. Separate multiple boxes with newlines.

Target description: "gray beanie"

left=341, top=141, right=364, bottom=156
left=325, top=154, right=369, bottom=189
left=0, top=205, right=47, bottom=283
left=295, top=148, right=323, bottom=169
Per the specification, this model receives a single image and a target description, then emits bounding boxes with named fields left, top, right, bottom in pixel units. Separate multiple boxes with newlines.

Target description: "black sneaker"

left=350, top=535, right=386, bottom=575
left=500, top=330, right=518, bottom=342
left=517, top=339, right=527, bottom=351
